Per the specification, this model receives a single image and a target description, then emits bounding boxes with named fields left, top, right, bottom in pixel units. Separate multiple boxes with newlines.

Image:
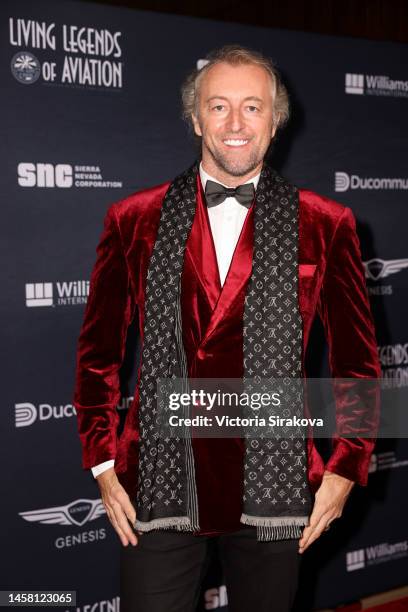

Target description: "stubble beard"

left=204, top=137, right=265, bottom=178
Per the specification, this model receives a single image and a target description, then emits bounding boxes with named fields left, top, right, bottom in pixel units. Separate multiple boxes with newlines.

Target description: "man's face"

left=192, top=62, right=277, bottom=179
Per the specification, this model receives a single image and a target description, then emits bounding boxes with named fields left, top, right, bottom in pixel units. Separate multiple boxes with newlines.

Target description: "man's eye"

left=247, top=106, right=259, bottom=112
left=212, top=105, right=225, bottom=111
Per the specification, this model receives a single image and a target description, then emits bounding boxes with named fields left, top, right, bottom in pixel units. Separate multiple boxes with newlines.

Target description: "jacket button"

left=197, top=348, right=206, bottom=360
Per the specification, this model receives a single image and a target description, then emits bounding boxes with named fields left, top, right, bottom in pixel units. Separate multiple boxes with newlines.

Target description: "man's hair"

left=181, top=44, right=290, bottom=133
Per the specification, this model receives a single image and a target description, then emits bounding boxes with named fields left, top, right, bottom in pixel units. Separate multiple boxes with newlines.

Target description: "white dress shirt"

left=91, top=162, right=260, bottom=478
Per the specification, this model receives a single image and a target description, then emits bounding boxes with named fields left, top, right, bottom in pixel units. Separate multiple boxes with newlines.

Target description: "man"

left=73, top=45, right=380, bottom=612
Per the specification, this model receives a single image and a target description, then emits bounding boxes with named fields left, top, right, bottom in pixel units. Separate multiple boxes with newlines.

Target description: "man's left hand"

left=298, top=469, right=355, bottom=554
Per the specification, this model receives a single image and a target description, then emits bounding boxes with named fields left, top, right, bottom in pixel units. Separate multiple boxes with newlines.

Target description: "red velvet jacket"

left=73, top=172, right=381, bottom=535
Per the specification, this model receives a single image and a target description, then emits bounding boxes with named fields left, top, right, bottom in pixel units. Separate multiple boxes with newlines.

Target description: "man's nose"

left=226, top=108, right=245, bottom=132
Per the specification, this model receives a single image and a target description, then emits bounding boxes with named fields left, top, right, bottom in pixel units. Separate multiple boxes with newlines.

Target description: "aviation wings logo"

left=19, top=498, right=106, bottom=527
left=363, top=258, right=408, bottom=281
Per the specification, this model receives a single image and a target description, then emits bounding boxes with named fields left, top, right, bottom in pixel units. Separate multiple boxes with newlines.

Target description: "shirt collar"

left=199, top=161, right=261, bottom=192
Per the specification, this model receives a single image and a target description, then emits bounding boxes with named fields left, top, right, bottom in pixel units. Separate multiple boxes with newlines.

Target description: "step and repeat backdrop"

left=2, top=0, right=408, bottom=610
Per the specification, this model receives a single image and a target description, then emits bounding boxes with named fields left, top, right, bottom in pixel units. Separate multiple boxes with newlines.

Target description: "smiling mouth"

left=223, top=139, right=249, bottom=147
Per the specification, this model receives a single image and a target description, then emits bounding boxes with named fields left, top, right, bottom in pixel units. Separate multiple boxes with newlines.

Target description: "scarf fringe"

left=240, top=513, right=309, bottom=541
left=134, top=516, right=193, bottom=532
left=134, top=515, right=308, bottom=540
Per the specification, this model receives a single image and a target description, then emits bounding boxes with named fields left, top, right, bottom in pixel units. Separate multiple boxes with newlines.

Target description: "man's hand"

left=96, top=467, right=139, bottom=547
left=298, top=469, right=355, bottom=554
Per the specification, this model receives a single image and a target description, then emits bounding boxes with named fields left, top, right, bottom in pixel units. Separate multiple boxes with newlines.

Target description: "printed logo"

left=25, top=281, right=89, bottom=307
left=368, top=450, right=408, bottom=472
left=345, top=73, right=364, bottom=95
left=335, top=171, right=408, bottom=192
left=363, top=258, right=408, bottom=298
left=18, top=162, right=122, bottom=189
left=19, top=498, right=106, bottom=527
left=11, top=51, right=41, bottom=84
left=15, top=402, right=38, bottom=427
left=14, top=402, right=76, bottom=427
left=14, top=397, right=129, bottom=428
left=345, top=72, right=408, bottom=98
left=25, top=282, right=53, bottom=307
left=347, top=541, right=408, bottom=571
left=363, top=258, right=408, bottom=281
left=335, top=171, right=350, bottom=192
left=346, top=549, right=365, bottom=571
left=71, top=597, right=120, bottom=612
left=9, top=18, right=123, bottom=90
left=378, top=343, right=408, bottom=388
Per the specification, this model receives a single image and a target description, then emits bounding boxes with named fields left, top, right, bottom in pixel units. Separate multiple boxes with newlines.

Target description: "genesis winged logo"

left=19, top=498, right=106, bottom=527
left=363, top=258, right=408, bottom=281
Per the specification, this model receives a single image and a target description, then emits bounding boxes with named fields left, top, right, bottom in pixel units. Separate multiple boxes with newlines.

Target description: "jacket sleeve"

left=317, top=206, right=381, bottom=486
left=73, top=203, right=137, bottom=469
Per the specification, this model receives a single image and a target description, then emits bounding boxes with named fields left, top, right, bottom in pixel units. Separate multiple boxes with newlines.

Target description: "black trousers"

left=120, top=527, right=302, bottom=612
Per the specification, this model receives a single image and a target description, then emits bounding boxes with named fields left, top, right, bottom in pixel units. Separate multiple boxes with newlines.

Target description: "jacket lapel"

left=183, top=175, right=222, bottom=312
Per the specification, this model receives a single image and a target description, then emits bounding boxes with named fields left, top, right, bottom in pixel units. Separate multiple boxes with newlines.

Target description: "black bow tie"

left=205, top=179, right=255, bottom=209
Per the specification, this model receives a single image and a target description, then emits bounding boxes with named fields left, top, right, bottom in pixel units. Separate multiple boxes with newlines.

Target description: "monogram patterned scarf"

left=133, top=160, right=312, bottom=541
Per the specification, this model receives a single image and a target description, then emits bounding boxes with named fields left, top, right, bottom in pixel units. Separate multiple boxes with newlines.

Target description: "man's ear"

left=191, top=113, right=202, bottom=137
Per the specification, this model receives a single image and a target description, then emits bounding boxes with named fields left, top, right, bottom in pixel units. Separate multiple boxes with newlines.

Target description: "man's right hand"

left=96, top=467, right=139, bottom=546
